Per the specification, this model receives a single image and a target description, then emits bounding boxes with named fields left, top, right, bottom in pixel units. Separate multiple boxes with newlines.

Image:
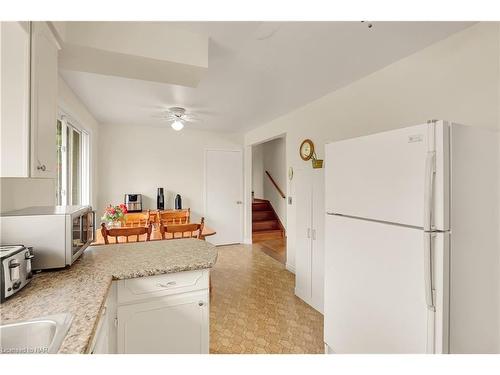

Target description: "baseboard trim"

left=285, top=262, right=295, bottom=274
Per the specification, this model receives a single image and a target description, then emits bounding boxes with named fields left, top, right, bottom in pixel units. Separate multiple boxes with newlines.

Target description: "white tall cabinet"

left=0, top=21, right=59, bottom=178
left=294, top=168, right=325, bottom=313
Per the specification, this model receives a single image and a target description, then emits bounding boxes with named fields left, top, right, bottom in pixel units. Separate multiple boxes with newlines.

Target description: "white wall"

left=0, top=178, right=55, bottom=213
left=244, top=22, right=500, bottom=272
left=97, top=123, right=242, bottom=219
left=251, top=143, right=264, bottom=198
left=58, top=76, right=100, bottom=209
left=262, top=137, right=287, bottom=228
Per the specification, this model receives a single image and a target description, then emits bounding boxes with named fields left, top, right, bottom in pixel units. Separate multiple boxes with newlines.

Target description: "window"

left=56, top=113, right=90, bottom=206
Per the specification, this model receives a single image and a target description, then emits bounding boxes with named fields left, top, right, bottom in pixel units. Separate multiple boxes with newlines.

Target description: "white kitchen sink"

left=0, top=313, right=73, bottom=354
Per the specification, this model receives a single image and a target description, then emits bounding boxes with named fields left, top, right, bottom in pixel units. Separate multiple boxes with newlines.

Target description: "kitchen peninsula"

left=0, top=239, right=218, bottom=354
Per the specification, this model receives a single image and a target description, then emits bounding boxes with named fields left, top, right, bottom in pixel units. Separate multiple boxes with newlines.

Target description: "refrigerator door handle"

left=423, top=232, right=435, bottom=311
left=423, top=151, right=436, bottom=231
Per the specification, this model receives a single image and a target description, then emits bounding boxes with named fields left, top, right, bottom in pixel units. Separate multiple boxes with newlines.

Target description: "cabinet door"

left=107, top=282, right=118, bottom=354
left=117, top=291, right=209, bottom=354
left=91, top=316, right=109, bottom=354
left=0, top=22, right=30, bottom=177
left=294, top=168, right=313, bottom=303
left=89, top=304, right=109, bottom=354
left=311, top=169, right=325, bottom=313
left=30, top=22, right=58, bottom=178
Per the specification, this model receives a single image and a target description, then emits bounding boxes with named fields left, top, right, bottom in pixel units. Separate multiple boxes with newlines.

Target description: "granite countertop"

left=0, top=239, right=218, bottom=354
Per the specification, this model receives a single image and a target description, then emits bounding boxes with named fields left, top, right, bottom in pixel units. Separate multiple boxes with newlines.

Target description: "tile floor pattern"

left=209, top=244, right=324, bottom=354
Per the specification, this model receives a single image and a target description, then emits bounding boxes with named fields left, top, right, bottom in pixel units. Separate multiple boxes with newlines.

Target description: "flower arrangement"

left=102, top=204, right=128, bottom=224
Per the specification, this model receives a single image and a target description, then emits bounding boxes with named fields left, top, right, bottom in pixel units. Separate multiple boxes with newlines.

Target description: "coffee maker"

left=124, top=194, right=143, bottom=212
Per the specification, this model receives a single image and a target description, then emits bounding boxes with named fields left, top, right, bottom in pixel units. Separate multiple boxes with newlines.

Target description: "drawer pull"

left=157, top=281, right=177, bottom=288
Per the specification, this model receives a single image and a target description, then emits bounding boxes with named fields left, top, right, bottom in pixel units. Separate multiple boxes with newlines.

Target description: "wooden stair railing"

left=265, top=171, right=286, bottom=199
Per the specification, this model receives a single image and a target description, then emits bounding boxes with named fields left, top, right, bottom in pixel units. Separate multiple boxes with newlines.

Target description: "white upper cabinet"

left=30, top=22, right=59, bottom=178
left=0, top=22, right=31, bottom=177
left=0, top=21, right=59, bottom=179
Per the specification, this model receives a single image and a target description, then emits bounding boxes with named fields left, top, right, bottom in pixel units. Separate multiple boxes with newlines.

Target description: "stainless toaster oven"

left=0, top=245, right=34, bottom=302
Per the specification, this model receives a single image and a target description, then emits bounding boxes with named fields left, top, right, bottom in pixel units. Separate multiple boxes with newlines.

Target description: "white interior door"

left=205, top=149, right=243, bottom=245
left=294, top=168, right=313, bottom=303
left=324, top=214, right=431, bottom=353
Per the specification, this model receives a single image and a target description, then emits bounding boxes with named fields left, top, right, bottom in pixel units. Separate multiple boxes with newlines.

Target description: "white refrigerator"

left=324, top=120, right=500, bottom=354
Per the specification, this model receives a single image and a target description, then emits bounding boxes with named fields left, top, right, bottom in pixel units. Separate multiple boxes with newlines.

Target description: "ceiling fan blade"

left=182, top=114, right=202, bottom=122
left=190, top=109, right=218, bottom=116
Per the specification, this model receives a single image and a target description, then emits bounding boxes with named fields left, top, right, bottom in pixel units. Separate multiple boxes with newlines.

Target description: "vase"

left=108, top=220, right=122, bottom=228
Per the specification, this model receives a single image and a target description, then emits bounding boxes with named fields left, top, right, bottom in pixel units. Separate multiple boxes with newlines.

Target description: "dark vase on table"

left=175, top=194, right=182, bottom=210
left=157, top=188, right=165, bottom=210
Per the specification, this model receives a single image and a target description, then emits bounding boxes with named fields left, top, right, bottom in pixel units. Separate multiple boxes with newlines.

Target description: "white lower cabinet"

left=89, top=283, right=116, bottom=354
left=117, top=290, right=208, bottom=354
left=89, top=269, right=209, bottom=354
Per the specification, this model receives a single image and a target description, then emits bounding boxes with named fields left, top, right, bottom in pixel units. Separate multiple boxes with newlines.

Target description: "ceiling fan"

left=161, top=107, right=199, bottom=131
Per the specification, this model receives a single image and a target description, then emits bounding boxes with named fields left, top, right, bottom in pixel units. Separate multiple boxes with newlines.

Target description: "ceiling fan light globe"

left=171, top=120, right=184, bottom=131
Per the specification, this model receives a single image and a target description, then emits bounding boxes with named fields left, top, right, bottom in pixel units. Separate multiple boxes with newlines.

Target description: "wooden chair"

left=146, top=210, right=158, bottom=227
left=159, top=217, right=204, bottom=240
left=158, top=208, right=190, bottom=225
left=123, top=211, right=147, bottom=227
left=101, top=222, right=153, bottom=244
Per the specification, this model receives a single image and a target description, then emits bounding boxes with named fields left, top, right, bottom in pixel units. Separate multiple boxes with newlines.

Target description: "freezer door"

left=324, top=214, right=437, bottom=353
left=325, top=121, right=449, bottom=229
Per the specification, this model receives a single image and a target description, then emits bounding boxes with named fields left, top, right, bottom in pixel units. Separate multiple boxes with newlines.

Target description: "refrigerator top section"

left=325, top=121, right=449, bottom=230
left=1, top=205, right=92, bottom=217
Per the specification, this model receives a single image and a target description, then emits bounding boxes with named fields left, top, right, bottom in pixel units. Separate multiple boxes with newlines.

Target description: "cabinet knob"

left=198, top=301, right=205, bottom=306
left=37, top=164, right=46, bottom=171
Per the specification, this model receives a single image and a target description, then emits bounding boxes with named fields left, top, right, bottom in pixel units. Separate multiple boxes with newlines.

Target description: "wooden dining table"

left=91, top=214, right=216, bottom=245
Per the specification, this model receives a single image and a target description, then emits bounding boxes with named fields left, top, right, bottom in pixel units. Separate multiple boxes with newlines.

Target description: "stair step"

left=252, top=202, right=270, bottom=211
left=252, top=210, right=275, bottom=221
left=253, top=220, right=280, bottom=231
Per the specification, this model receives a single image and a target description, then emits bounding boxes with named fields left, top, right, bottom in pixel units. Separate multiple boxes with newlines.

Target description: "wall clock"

left=299, top=139, right=314, bottom=161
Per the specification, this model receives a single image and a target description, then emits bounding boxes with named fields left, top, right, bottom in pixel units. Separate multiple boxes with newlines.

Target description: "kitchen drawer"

left=117, top=269, right=209, bottom=305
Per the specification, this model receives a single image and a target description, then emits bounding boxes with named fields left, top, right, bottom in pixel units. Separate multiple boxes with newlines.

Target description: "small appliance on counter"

left=175, top=194, right=182, bottom=210
left=0, top=245, right=34, bottom=302
left=0, top=206, right=95, bottom=271
left=157, top=188, right=165, bottom=210
left=124, top=194, right=142, bottom=212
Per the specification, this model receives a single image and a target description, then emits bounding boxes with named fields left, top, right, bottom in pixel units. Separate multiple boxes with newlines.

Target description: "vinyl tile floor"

left=209, top=244, right=324, bottom=354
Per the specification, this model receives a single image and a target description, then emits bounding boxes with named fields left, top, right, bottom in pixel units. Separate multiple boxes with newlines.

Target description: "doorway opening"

left=251, top=136, right=287, bottom=264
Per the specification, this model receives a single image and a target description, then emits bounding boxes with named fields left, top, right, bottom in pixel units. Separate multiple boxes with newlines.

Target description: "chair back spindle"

left=159, top=217, right=204, bottom=240
left=101, top=222, right=153, bottom=244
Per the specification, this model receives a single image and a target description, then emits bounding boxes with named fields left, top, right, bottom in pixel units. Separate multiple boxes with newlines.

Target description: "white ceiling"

left=60, top=21, right=474, bottom=132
